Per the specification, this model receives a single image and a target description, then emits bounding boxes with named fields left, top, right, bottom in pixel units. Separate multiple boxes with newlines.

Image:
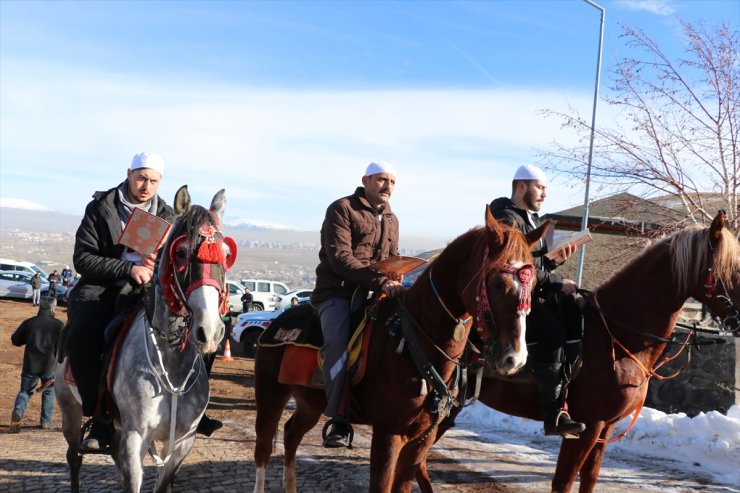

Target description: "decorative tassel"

left=420, top=379, right=428, bottom=396
left=197, top=239, right=225, bottom=263
left=395, top=338, right=406, bottom=354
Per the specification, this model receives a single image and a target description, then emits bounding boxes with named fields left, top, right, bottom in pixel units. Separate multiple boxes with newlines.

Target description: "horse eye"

left=175, top=245, right=189, bottom=261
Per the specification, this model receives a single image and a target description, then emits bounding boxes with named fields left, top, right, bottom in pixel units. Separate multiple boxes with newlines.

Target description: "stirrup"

left=321, top=418, right=354, bottom=449
left=546, top=410, right=585, bottom=439
left=79, top=418, right=113, bottom=455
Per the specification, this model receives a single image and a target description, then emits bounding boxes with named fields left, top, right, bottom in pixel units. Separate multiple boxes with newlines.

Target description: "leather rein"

left=394, top=246, right=535, bottom=442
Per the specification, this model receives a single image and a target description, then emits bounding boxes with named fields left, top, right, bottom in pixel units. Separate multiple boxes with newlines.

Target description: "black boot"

left=534, top=363, right=585, bottom=438
left=322, top=418, right=354, bottom=449
left=196, top=414, right=223, bottom=437
left=80, top=417, right=113, bottom=453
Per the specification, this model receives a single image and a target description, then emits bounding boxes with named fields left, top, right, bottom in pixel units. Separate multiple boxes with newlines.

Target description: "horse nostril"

left=195, top=326, right=207, bottom=344
left=504, top=355, right=515, bottom=369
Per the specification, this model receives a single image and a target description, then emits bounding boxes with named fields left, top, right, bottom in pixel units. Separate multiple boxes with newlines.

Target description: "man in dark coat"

left=64, top=152, right=174, bottom=452
left=311, top=161, right=405, bottom=448
left=489, top=164, right=585, bottom=437
left=10, top=296, right=64, bottom=432
left=241, top=288, right=253, bottom=313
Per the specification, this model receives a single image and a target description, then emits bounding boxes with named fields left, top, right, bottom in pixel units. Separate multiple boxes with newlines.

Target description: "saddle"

left=260, top=299, right=380, bottom=388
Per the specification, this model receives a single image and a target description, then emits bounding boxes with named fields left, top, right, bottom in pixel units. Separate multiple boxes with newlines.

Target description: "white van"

left=0, top=258, right=49, bottom=278
left=239, top=279, right=290, bottom=311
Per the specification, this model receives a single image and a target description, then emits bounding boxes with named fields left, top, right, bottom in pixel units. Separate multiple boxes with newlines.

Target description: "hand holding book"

left=544, top=229, right=592, bottom=261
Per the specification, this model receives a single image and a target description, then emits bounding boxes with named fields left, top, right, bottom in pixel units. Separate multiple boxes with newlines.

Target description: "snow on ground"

left=440, top=403, right=740, bottom=492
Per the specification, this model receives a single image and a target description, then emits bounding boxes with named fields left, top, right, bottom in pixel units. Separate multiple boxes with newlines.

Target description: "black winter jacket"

left=11, top=309, right=64, bottom=375
left=69, top=182, right=175, bottom=307
left=489, top=197, right=563, bottom=295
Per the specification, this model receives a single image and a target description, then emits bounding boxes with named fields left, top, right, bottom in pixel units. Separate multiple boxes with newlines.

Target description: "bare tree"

left=543, top=21, right=739, bottom=233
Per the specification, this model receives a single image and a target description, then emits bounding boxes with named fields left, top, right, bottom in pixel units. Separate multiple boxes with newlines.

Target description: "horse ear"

left=174, top=185, right=191, bottom=217
left=485, top=205, right=505, bottom=248
left=708, top=210, right=726, bottom=242
left=210, top=189, right=226, bottom=222
left=526, top=219, right=550, bottom=248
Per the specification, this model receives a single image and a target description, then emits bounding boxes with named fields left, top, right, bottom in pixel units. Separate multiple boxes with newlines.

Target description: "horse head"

left=153, top=185, right=238, bottom=354
left=680, top=211, right=740, bottom=334
left=475, top=207, right=547, bottom=375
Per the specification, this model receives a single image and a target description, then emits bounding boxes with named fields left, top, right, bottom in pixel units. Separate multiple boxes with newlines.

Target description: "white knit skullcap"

left=130, top=152, right=165, bottom=176
left=364, top=161, right=397, bottom=178
left=513, top=164, right=547, bottom=182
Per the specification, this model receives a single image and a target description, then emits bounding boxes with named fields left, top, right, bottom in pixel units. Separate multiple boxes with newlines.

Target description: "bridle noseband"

left=703, top=266, right=740, bottom=334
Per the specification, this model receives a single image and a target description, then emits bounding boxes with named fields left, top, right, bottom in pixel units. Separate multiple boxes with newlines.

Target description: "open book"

left=544, top=229, right=592, bottom=260
left=118, top=208, right=173, bottom=257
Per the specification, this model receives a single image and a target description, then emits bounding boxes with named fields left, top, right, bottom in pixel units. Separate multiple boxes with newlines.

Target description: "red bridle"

left=161, top=220, right=237, bottom=319
left=474, top=246, right=535, bottom=337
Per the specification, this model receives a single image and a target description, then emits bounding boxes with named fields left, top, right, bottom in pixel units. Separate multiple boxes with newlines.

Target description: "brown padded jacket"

left=311, top=187, right=399, bottom=304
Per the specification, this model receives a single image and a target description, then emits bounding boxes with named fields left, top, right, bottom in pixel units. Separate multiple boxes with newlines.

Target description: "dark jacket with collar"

left=11, top=308, right=64, bottom=375
left=312, top=187, right=399, bottom=304
left=69, top=181, right=175, bottom=307
left=489, top=197, right=563, bottom=295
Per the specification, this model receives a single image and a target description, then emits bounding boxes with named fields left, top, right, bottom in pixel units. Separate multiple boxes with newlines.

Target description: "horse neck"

left=593, top=244, right=685, bottom=354
left=405, top=244, right=477, bottom=353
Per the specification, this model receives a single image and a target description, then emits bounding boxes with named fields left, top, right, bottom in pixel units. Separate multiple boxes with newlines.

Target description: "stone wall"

left=645, top=310, right=738, bottom=416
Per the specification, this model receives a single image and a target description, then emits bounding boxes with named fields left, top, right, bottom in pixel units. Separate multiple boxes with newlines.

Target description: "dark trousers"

left=65, top=290, right=118, bottom=416
left=526, top=296, right=567, bottom=365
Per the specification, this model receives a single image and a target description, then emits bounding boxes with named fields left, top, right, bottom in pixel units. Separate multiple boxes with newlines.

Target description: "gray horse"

left=56, top=186, right=235, bottom=493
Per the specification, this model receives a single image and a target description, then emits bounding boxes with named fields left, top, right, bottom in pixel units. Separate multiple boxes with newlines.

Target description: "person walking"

left=9, top=296, right=64, bottom=432
left=311, top=161, right=405, bottom=448
left=489, top=164, right=585, bottom=437
left=31, top=272, right=42, bottom=306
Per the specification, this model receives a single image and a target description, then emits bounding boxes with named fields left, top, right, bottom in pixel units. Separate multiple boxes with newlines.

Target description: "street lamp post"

left=575, top=0, right=605, bottom=286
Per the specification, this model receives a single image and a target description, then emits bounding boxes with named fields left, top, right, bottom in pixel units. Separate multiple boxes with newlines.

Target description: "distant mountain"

left=0, top=206, right=82, bottom=233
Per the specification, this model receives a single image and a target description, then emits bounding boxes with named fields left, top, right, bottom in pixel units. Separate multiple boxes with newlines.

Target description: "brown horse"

left=252, top=208, right=547, bottom=493
left=418, top=211, right=740, bottom=493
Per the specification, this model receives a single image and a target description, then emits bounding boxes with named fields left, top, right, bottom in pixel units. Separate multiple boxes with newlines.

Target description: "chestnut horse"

left=418, top=212, right=740, bottom=493
left=253, top=208, right=547, bottom=493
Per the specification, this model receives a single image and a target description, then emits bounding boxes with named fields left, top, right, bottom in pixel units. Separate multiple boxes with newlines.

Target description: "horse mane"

left=603, top=224, right=740, bottom=297
left=671, top=225, right=740, bottom=294
left=165, top=205, right=216, bottom=257
left=430, top=223, right=531, bottom=272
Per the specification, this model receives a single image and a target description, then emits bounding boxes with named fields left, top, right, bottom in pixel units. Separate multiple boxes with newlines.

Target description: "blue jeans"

left=12, top=371, right=55, bottom=425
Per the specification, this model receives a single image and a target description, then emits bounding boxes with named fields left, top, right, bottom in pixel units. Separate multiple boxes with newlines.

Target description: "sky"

left=1, top=0, right=738, bottom=247
left=452, top=402, right=740, bottom=490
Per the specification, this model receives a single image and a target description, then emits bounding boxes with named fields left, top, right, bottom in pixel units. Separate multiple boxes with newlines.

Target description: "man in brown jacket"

left=311, top=161, right=405, bottom=448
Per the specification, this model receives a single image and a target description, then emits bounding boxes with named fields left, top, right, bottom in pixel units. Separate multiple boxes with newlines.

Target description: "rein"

left=587, top=290, right=694, bottom=444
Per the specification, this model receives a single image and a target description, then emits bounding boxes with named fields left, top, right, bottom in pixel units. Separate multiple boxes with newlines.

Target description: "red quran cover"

left=117, top=208, right=173, bottom=257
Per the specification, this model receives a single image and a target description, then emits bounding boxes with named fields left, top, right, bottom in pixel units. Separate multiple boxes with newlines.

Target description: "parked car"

left=0, top=258, right=49, bottom=278
left=231, top=297, right=309, bottom=357
left=273, top=288, right=313, bottom=310
left=225, top=280, right=246, bottom=313
left=239, top=279, right=290, bottom=311
left=0, top=270, right=35, bottom=299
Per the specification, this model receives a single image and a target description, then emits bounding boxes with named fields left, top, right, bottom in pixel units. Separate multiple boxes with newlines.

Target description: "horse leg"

left=118, top=430, right=147, bottom=493
left=282, top=403, right=322, bottom=493
left=153, top=434, right=196, bottom=493
left=576, top=423, right=614, bottom=493
left=253, top=347, right=293, bottom=493
left=392, top=437, right=434, bottom=493
left=414, top=458, right=434, bottom=493
left=56, top=369, right=83, bottom=493
left=369, top=431, right=404, bottom=493
left=552, top=421, right=605, bottom=493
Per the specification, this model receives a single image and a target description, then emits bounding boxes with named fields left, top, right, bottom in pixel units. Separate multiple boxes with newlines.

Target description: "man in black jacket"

left=64, top=152, right=175, bottom=452
left=10, top=297, right=64, bottom=433
left=489, top=164, right=585, bottom=438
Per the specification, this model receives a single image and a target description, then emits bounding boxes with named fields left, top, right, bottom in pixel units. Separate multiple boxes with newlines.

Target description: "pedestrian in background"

left=31, top=272, right=42, bottom=306
left=47, top=270, right=61, bottom=298
left=241, top=288, right=253, bottom=313
left=9, top=296, right=64, bottom=432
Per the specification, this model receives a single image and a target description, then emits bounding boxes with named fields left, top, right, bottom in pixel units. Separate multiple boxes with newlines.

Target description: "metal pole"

left=575, top=0, right=605, bottom=286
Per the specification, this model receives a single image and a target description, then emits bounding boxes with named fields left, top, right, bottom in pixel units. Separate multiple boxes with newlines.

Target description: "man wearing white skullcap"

left=489, top=165, right=586, bottom=438
left=64, top=152, right=176, bottom=453
left=311, top=161, right=404, bottom=448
